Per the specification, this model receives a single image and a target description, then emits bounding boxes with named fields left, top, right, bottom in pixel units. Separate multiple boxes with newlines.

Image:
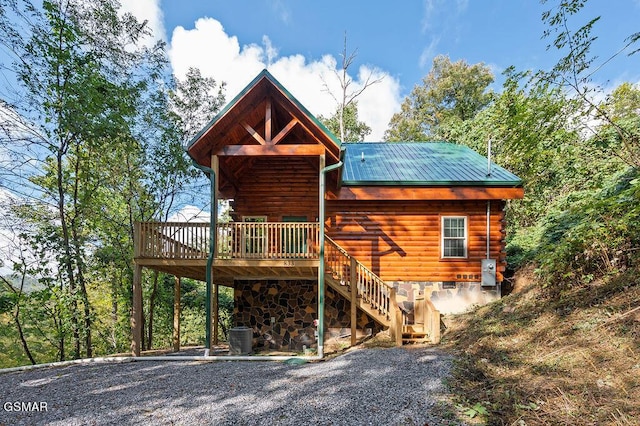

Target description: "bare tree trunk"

left=14, top=306, right=36, bottom=365
left=1, top=275, right=36, bottom=365
left=111, top=280, right=118, bottom=351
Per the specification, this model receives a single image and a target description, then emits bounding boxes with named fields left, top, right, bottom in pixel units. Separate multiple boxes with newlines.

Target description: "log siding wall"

left=325, top=200, right=507, bottom=283
left=231, top=157, right=319, bottom=222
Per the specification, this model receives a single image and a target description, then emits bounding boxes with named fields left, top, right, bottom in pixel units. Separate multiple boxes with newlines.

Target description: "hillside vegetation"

left=444, top=265, right=639, bottom=425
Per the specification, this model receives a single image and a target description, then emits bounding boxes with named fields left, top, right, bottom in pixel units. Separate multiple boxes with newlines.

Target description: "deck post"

left=131, top=264, right=143, bottom=356
left=389, top=288, right=403, bottom=346
left=350, top=257, right=357, bottom=346
left=173, top=276, right=181, bottom=352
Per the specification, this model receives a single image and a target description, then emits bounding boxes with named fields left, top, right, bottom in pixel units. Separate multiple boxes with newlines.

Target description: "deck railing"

left=135, top=222, right=320, bottom=260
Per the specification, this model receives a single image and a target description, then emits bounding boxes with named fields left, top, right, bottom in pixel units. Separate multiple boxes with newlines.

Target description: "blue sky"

left=99, top=1, right=640, bottom=140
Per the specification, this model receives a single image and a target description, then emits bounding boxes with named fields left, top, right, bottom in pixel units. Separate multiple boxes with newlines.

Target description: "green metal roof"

left=341, top=142, right=522, bottom=186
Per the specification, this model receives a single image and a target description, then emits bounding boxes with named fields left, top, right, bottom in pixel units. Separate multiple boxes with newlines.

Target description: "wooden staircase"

left=324, top=237, right=441, bottom=345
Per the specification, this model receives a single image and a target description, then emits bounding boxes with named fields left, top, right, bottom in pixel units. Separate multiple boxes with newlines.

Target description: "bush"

left=535, top=168, right=640, bottom=290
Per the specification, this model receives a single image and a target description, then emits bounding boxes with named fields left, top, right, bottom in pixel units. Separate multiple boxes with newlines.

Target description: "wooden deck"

left=134, top=221, right=320, bottom=281
left=132, top=221, right=441, bottom=356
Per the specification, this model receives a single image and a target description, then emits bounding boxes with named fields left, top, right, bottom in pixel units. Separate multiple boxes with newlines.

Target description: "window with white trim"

left=441, top=216, right=467, bottom=258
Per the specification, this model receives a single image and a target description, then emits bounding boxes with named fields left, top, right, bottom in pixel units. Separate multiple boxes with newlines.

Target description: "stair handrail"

left=324, top=236, right=399, bottom=323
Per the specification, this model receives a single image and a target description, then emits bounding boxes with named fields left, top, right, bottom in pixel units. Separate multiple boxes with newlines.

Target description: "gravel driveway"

left=0, top=346, right=468, bottom=425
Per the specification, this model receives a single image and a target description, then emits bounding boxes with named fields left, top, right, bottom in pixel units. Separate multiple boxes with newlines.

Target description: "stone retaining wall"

left=234, top=280, right=378, bottom=351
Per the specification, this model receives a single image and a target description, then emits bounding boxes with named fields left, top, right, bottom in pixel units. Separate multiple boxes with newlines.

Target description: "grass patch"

left=442, top=265, right=640, bottom=425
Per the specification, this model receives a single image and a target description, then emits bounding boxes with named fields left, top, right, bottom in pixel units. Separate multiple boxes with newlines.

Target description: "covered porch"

left=131, top=221, right=324, bottom=355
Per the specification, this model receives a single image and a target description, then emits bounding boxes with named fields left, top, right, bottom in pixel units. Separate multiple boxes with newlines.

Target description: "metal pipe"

left=486, top=138, right=492, bottom=258
left=486, top=200, right=491, bottom=259
left=318, top=149, right=345, bottom=358
left=184, top=149, right=216, bottom=350
left=487, top=138, right=492, bottom=177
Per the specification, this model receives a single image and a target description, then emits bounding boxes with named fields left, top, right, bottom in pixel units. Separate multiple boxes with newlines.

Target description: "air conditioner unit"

left=481, top=259, right=497, bottom=286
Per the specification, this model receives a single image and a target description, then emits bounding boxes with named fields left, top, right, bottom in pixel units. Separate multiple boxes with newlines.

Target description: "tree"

left=539, top=0, right=640, bottom=167
left=385, top=54, right=494, bottom=141
left=322, top=34, right=382, bottom=142
left=0, top=0, right=165, bottom=360
left=169, top=67, right=226, bottom=144
left=591, top=82, right=640, bottom=166
left=133, top=68, right=227, bottom=350
left=319, top=101, right=371, bottom=142
left=0, top=206, right=39, bottom=365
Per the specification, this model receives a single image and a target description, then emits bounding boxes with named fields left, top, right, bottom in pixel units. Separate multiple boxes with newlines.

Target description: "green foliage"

left=539, top=0, right=640, bottom=168
left=385, top=54, right=494, bottom=141
left=319, top=102, right=371, bottom=142
left=536, top=168, right=640, bottom=290
left=0, top=0, right=225, bottom=366
left=457, top=402, right=488, bottom=419
left=506, top=224, right=544, bottom=271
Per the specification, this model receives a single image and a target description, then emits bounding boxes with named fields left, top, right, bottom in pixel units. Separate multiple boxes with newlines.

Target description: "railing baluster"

left=135, top=222, right=321, bottom=262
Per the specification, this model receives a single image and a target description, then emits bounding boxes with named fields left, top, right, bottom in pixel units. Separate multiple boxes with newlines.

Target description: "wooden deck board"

left=134, top=257, right=319, bottom=282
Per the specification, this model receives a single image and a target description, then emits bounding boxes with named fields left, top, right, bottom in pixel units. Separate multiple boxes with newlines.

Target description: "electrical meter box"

left=481, top=259, right=497, bottom=286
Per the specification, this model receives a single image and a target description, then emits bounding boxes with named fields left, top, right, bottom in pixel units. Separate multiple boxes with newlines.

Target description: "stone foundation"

left=392, top=281, right=501, bottom=314
left=234, top=280, right=379, bottom=351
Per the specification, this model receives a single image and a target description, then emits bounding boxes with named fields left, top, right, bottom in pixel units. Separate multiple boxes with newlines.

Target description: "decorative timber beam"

left=219, top=144, right=325, bottom=156
left=241, top=121, right=266, bottom=145
left=265, top=99, right=272, bottom=144
left=271, top=118, right=298, bottom=145
left=217, top=164, right=241, bottom=192
left=275, top=99, right=340, bottom=162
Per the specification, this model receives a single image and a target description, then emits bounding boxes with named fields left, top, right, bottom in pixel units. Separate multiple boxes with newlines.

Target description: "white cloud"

left=117, top=1, right=402, bottom=140
left=168, top=17, right=401, bottom=141
left=356, top=66, right=402, bottom=141
left=421, top=0, right=437, bottom=33
left=169, top=18, right=265, bottom=99
left=167, top=205, right=210, bottom=223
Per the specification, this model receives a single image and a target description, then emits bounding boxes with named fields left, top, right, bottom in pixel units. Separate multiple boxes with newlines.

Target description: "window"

left=441, top=216, right=467, bottom=258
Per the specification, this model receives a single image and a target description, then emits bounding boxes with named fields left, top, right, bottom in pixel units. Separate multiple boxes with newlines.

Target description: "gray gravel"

left=0, top=346, right=469, bottom=425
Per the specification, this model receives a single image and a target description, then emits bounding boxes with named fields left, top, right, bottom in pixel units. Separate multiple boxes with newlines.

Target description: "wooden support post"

left=173, top=276, right=181, bottom=352
left=424, top=298, right=442, bottom=344
left=350, top=257, right=357, bottom=346
left=131, top=264, right=143, bottom=356
left=431, top=311, right=440, bottom=344
left=431, top=308, right=441, bottom=344
left=389, top=288, right=403, bottom=346
left=265, top=99, right=272, bottom=144
left=209, top=153, right=219, bottom=350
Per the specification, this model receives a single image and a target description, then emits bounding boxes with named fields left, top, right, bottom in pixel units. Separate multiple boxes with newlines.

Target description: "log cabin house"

left=131, top=70, right=523, bottom=356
